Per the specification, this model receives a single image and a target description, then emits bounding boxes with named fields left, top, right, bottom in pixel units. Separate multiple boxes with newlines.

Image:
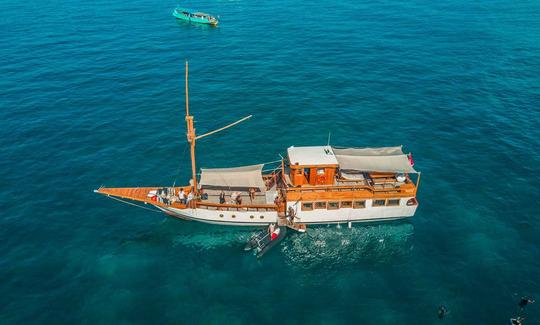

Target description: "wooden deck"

left=95, top=186, right=279, bottom=211
left=96, top=186, right=189, bottom=209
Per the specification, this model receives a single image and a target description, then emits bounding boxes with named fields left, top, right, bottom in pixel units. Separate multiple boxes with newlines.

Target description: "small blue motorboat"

left=173, top=7, right=218, bottom=26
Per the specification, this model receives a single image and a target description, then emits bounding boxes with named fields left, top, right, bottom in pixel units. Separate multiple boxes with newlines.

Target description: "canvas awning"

left=332, top=146, right=417, bottom=173
left=199, top=164, right=266, bottom=190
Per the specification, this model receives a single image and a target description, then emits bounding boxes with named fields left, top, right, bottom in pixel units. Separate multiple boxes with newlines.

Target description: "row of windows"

left=301, top=199, right=400, bottom=211
left=218, top=214, right=265, bottom=219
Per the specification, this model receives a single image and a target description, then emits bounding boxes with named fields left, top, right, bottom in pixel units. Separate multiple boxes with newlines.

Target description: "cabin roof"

left=287, top=146, right=339, bottom=166
left=333, top=146, right=418, bottom=173
left=199, top=164, right=266, bottom=191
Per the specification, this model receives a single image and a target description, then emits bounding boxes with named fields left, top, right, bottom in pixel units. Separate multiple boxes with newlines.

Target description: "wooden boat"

left=173, top=7, right=218, bottom=26
left=95, top=61, right=421, bottom=233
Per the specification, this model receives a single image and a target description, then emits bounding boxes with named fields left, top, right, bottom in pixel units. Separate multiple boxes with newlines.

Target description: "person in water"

left=438, top=305, right=448, bottom=319
left=519, top=297, right=535, bottom=311
left=509, top=316, right=525, bottom=325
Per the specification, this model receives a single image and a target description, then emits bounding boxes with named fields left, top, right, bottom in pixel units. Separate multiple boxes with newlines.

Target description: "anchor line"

left=106, top=195, right=162, bottom=213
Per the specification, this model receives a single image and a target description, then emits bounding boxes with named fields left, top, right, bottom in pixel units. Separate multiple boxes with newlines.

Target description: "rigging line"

left=173, top=143, right=190, bottom=187
left=262, top=164, right=282, bottom=173
left=261, top=159, right=282, bottom=165
left=196, top=159, right=282, bottom=174
left=106, top=195, right=162, bottom=213
left=327, top=131, right=331, bottom=146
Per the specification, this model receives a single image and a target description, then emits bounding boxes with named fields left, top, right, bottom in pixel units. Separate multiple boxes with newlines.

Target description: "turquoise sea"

left=1, top=0, right=540, bottom=323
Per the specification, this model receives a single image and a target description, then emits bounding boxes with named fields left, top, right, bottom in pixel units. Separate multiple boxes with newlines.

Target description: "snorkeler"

left=509, top=316, right=525, bottom=325
left=519, top=297, right=535, bottom=311
left=438, top=305, right=448, bottom=319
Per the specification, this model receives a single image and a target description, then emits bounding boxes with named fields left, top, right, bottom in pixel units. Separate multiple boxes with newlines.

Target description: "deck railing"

left=285, top=179, right=417, bottom=196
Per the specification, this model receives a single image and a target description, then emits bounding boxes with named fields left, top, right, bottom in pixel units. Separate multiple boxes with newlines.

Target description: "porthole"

left=219, top=214, right=224, bottom=218
left=250, top=215, right=254, bottom=219
left=260, top=215, right=264, bottom=219
left=232, top=215, right=236, bottom=218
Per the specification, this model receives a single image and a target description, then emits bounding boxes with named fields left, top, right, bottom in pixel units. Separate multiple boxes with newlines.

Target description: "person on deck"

left=186, top=191, right=194, bottom=206
left=230, top=191, right=238, bottom=204
left=219, top=190, right=226, bottom=204
left=200, top=188, right=208, bottom=200
left=249, top=188, right=256, bottom=203
left=235, top=194, right=242, bottom=205
left=179, top=188, right=186, bottom=204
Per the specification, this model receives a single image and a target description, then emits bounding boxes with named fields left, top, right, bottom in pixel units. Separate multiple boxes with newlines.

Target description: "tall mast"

left=183, top=61, right=252, bottom=196
left=185, top=60, right=198, bottom=194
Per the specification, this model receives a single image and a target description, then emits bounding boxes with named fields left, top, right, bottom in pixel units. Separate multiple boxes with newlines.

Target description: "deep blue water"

left=1, top=0, right=540, bottom=323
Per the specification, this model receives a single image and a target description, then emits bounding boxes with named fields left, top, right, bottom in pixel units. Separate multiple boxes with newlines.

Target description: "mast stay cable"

left=106, top=195, right=162, bottom=213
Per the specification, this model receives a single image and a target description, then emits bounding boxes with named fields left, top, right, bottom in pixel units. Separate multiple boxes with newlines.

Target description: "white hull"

left=156, top=197, right=417, bottom=226
left=156, top=206, right=279, bottom=226
left=288, top=198, right=417, bottom=224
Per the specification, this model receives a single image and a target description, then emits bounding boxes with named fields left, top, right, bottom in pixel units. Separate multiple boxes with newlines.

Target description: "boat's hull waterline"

left=155, top=199, right=417, bottom=226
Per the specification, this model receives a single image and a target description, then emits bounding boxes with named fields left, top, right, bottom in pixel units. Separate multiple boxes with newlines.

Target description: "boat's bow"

left=94, top=186, right=190, bottom=209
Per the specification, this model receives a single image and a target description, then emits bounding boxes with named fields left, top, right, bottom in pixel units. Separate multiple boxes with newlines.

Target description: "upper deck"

left=284, top=145, right=420, bottom=200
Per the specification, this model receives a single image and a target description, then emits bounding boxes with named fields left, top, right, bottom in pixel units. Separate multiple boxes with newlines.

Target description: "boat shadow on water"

left=174, top=19, right=219, bottom=31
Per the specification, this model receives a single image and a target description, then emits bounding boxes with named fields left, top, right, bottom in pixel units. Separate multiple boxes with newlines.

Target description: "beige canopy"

left=332, top=146, right=417, bottom=173
left=199, top=164, right=266, bottom=190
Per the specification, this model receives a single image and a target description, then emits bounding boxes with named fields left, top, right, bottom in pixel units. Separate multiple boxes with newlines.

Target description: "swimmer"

left=438, top=305, right=448, bottom=319
left=509, top=316, right=524, bottom=325
left=519, top=297, right=535, bottom=311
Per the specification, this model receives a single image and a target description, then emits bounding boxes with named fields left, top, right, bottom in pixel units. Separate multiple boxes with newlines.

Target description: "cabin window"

left=317, top=168, right=325, bottom=175
left=340, top=201, right=352, bottom=208
left=373, top=199, right=386, bottom=207
left=327, top=201, right=339, bottom=210
left=353, top=200, right=366, bottom=209
left=315, top=201, right=327, bottom=209
left=302, top=202, right=313, bottom=211
left=387, top=199, right=400, bottom=206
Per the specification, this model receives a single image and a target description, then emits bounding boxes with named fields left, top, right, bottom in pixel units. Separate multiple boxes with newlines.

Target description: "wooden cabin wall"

left=290, top=166, right=307, bottom=186
left=291, top=165, right=336, bottom=186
